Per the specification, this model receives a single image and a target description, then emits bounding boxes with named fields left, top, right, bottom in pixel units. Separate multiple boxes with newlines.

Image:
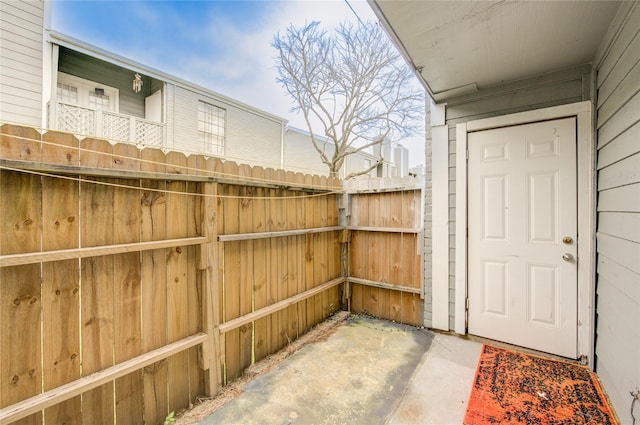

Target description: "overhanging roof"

left=370, top=1, right=622, bottom=102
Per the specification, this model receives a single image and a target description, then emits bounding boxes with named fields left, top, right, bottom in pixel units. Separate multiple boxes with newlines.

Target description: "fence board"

left=222, top=161, right=241, bottom=383
left=0, top=124, right=41, bottom=162
left=165, top=152, right=190, bottom=413
left=140, top=147, right=168, bottom=425
left=285, top=171, right=299, bottom=340
left=0, top=170, right=42, bottom=425
left=41, top=131, right=78, bottom=167
left=294, top=172, right=308, bottom=334
left=239, top=164, right=255, bottom=372
left=266, top=169, right=282, bottom=353
left=252, top=166, right=270, bottom=362
left=113, top=176, right=144, bottom=424
left=187, top=179, right=205, bottom=402
left=42, top=174, right=81, bottom=424
left=80, top=166, right=115, bottom=423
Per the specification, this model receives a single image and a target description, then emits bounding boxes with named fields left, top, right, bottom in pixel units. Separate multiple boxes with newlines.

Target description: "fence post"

left=338, top=188, right=351, bottom=309
left=200, top=180, right=222, bottom=395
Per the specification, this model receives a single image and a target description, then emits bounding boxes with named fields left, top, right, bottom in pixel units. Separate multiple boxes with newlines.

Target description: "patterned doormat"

left=463, top=345, right=618, bottom=425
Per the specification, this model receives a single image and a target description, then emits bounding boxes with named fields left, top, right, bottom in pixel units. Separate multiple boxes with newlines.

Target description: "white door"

left=467, top=117, right=578, bottom=358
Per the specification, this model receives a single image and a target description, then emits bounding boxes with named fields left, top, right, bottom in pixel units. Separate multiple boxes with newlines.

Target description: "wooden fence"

left=344, top=178, right=424, bottom=326
left=0, top=124, right=343, bottom=424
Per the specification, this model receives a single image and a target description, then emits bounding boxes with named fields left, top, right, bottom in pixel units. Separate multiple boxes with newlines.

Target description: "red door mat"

left=464, top=345, right=618, bottom=425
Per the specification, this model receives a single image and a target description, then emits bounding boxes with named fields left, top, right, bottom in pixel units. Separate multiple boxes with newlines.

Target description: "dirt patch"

left=174, top=311, right=351, bottom=424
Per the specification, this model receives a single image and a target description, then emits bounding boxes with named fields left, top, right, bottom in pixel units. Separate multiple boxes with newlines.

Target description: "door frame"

left=454, top=101, right=595, bottom=365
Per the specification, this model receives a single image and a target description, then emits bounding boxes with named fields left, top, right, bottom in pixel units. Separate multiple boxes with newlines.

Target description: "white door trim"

left=454, top=101, right=595, bottom=364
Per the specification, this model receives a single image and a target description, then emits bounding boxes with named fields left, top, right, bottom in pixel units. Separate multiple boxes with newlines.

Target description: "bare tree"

left=273, top=21, right=424, bottom=178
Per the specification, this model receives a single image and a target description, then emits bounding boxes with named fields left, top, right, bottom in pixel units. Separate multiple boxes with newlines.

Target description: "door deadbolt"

left=562, top=236, right=573, bottom=244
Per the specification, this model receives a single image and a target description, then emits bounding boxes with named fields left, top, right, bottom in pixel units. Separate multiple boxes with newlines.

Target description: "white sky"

left=50, top=0, right=425, bottom=167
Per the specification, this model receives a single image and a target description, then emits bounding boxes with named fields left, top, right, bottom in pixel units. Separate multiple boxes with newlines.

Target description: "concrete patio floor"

left=179, top=313, right=483, bottom=425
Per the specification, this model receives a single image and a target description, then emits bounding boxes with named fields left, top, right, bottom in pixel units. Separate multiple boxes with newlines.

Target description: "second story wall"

left=0, top=0, right=44, bottom=127
left=169, top=84, right=284, bottom=168
left=57, top=47, right=153, bottom=118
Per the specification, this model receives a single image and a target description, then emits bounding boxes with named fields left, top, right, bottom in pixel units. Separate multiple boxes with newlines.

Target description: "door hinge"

left=466, top=297, right=469, bottom=310
left=466, top=149, right=469, bottom=160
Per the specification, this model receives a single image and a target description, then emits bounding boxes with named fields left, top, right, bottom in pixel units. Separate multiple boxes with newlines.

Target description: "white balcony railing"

left=55, top=102, right=165, bottom=147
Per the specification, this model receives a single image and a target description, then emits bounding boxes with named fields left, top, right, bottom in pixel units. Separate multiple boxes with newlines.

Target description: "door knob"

left=562, top=253, right=574, bottom=262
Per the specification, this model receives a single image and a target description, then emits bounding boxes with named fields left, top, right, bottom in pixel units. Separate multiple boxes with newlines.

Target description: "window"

left=198, top=101, right=225, bottom=156
left=88, top=91, right=110, bottom=111
left=56, top=83, right=78, bottom=104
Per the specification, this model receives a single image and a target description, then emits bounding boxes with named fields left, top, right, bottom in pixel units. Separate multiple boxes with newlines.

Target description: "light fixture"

left=133, top=73, right=143, bottom=93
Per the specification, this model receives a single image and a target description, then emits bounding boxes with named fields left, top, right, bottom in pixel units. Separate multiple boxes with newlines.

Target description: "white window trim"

left=57, top=72, right=120, bottom=113
left=198, top=100, right=226, bottom=156
left=451, top=101, right=595, bottom=365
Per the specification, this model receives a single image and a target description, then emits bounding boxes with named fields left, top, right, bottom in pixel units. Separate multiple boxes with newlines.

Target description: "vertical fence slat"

left=112, top=143, right=144, bottom=424
left=80, top=137, right=115, bottom=424
left=265, top=169, right=281, bottom=353
left=187, top=175, right=205, bottom=402
left=238, top=164, right=254, bottom=372
left=274, top=169, right=291, bottom=346
left=0, top=168, right=43, bottom=425
left=222, top=160, right=241, bottom=382
left=42, top=172, right=81, bottom=424
left=165, top=152, right=190, bottom=412
left=294, top=173, right=307, bottom=334
left=0, top=124, right=41, bottom=162
left=284, top=171, right=299, bottom=340
left=140, top=147, right=168, bottom=425
left=252, top=166, right=269, bottom=361
left=201, top=157, right=222, bottom=394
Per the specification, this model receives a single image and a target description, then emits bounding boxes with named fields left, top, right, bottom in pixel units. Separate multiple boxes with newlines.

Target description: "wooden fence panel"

left=347, top=181, right=424, bottom=326
left=0, top=125, right=346, bottom=424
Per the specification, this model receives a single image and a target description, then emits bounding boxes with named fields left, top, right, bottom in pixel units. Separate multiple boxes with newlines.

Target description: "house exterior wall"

left=283, top=128, right=391, bottom=178
left=57, top=47, right=152, bottom=118
left=429, top=64, right=592, bottom=330
left=171, top=84, right=283, bottom=168
left=592, top=2, right=640, bottom=420
left=0, top=0, right=44, bottom=127
left=48, top=41, right=287, bottom=170
left=423, top=101, right=433, bottom=328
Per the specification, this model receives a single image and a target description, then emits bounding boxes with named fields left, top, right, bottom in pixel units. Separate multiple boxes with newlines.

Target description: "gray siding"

left=423, top=103, right=433, bottom=328
left=0, top=0, right=43, bottom=126
left=58, top=47, right=150, bottom=118
left=431, top=64, right=592, bottom=329
left=593, top=2, right=640, bottom=421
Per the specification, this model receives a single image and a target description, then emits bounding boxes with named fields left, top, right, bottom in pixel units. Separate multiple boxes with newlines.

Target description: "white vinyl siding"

left=0, top=0, right=44, bottom=126
left=172, top=85, right=283, bottom=168
left=593, top=2, right=640, bottom=420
